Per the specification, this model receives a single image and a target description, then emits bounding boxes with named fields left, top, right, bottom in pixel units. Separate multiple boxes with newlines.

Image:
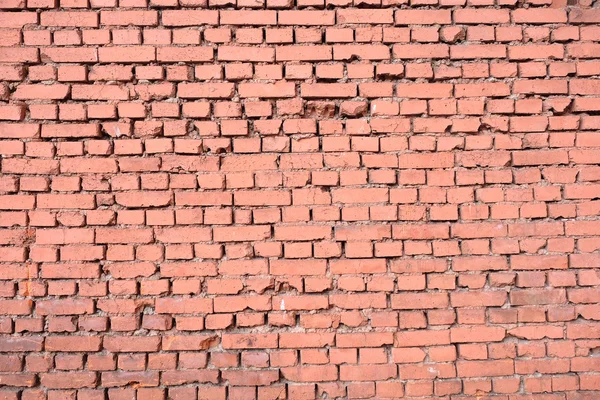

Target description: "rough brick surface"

left=0, top=0, right=599, bottom=397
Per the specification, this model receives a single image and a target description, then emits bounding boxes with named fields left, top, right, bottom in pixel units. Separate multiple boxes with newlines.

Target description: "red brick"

left=161, top=10, right=218, bottom=26
left=222, top=334, right=278, bottom=349
left=0, top=2, right=596, bottom=397
left=395, top=10, right=451, bottom=25
left=340, top=364, right=397, bottom=381
left=41, top=12, right=98, bottom=27
left=45, top=337, right=102, bottom=352
left=457, top=360, right=514, bottom=377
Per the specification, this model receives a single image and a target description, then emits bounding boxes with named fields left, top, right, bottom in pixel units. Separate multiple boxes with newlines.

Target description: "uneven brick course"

left=0, top=0, right=599, bottom=398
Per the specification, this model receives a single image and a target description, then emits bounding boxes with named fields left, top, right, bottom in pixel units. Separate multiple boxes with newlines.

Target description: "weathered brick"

left=0, top=2, right=596, bottom=397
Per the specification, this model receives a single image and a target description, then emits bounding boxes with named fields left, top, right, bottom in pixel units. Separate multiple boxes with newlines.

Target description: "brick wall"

left=0, top=0, right=600, bottom=398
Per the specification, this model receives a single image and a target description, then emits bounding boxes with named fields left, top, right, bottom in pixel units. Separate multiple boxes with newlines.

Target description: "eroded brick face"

left=0, top=0, right=599, bottom=398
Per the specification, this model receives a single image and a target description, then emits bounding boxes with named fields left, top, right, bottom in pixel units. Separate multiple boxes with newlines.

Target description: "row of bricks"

left=1, top=238, right=596, bottom=261
left=3, top=235, right=600, bottom=269
left=1, top=201, right=598, bottom=224
left=0, top=9, right=594, bottom=28
left=0, top=118, right=597, bottom=139
left=0, top=187, right=598, bottom=209
left=1, top=199, right=599, bottom=224
left=6, top=233, right=600, bottom=255
left=0, top=0, right=578, bottom=10
left=0, top=344, right=596, bottom=370
left=4, top=247, right=600, bottom=285
left=1, top=391, right=593, bottom=400
left=0, top=110, right=592, bottom=135
left=6, top=64, right=600, bottom=85
left=0, top=294, right=573, bottom=320
left=1, top=166, right=598, bottom=188
left=8, top=80, right=600, bottom=100
left=0, top=304, right=596, bottom=331
left=2, top=234, right=600, bottom=260
left=0, top=370, right=597, bottom=395
left=0, top=298, right=594, bottom=329
left=8, top=230, right=600, bottom=255
left=23, top=252, right=600, bottom=278
left=2, top=134, right=600, bottom=156
left=1, top=152, right=599, bottom=174
left=0, top=132, right=598, bottom=157
left=1, top=290, right=596, bottom=316
left=4, top=62, right=600, bottom=83
left=1, top=212, right=599, bottom=238
left=0, top=187, right=599, bottom=212
left=1, top=127, right=597, bottom=148
left=0, top=326, right=597, bottom=350
left=3, top=43, right=600, bottom=64
left=0, top=219, right=597, bottom=239
left=0, top=362, right=598, bottom=386
left=1, top=264, right=598, bottom=290
left=0, top=386, right=598, bottom=400
left=3, top=97, right=600, bottom=121
left=0, top=283, right=596, bottom=313
left=2, top=25, right=598, bottom=46
left=0, top=358, right=599, bottom=382
left=0, top=0, right=583, bottom=9
left=0, top=247, right=598, bottom=271
left=12, top=220, right=595, bottom=240
left=0, top=310, right=597, bottom=338
left=0, top=165, right=593, bottom=183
